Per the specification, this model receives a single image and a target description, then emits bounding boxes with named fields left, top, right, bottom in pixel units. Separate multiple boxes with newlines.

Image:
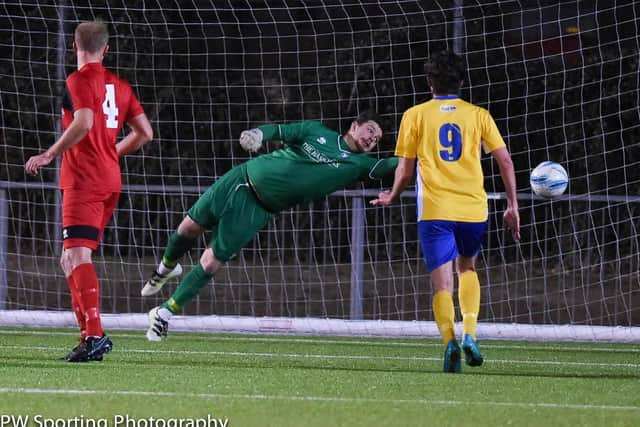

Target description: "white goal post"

left=1, top=1, right=639, bottom=342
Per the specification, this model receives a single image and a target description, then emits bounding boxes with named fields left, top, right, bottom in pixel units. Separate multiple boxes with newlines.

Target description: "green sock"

left=161, top=232, right=197, bottom=267
left=162, top=263, right=213, bottom=313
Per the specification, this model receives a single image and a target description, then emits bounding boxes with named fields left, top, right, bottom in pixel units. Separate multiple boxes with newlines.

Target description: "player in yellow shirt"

left=372, top=51, right=520, bottom=373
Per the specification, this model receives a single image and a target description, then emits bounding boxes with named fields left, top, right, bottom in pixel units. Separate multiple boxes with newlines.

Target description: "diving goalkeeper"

left=141, top=110, right=398, bottom=341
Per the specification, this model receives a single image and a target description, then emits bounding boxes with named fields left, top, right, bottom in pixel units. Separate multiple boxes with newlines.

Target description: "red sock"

left=66, top=274, right=86, bottom=338
left=72, top=263, right=103, bottom=338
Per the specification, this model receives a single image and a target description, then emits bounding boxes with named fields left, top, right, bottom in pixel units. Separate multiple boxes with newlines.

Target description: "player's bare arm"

left=25, top=108, right=93, bottom=176
left=116, top=113, right=153, bottom=157
left=370, top=156, right=415, bottom=206
left=491, top=146, right=520, bottom=240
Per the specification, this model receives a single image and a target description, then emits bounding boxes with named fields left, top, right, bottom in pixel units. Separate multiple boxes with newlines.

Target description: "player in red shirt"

left=25, top=20, right=153, bottom=362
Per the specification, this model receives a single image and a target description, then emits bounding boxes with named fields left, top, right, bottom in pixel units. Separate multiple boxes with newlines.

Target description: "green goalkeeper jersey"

left=246, top=121, right=398, bottom=212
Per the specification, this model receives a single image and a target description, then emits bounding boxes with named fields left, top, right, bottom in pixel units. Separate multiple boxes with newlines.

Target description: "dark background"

left=1, top=0, right=638, bottom=326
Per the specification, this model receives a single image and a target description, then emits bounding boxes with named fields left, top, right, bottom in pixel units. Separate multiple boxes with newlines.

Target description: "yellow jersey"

left=395, top=95, right=506, bottom=222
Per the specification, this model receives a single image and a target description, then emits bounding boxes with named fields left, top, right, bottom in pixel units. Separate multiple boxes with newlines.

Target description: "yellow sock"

left=432, top=290, right=456, bottom=345
left=458, top=271, right=480, bottom=339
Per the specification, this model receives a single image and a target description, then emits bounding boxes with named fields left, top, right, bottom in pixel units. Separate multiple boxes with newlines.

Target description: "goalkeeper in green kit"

left=141, top=111, right=398, bottom=341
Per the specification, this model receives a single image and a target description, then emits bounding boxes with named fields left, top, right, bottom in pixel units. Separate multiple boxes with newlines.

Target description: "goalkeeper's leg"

left=146, top=247, right=221, bottom=342
left=141, top=216, right=203, bottom=296
left=146, top=176, right=273, bottom=340
left=143, top=182, right=219, bottom=297
left=163, top=216, right=205, bottom=266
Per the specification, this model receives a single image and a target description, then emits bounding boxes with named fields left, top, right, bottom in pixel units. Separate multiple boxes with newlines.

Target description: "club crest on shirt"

left=440, top=104, right=457, bottom=112
left=317, top=137, right=327, bottom=144
left=340, top=152, right=349, bottom=158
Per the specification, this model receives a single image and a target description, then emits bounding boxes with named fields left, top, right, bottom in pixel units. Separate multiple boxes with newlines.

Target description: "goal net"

left=1, top=0, right=638, bottom=342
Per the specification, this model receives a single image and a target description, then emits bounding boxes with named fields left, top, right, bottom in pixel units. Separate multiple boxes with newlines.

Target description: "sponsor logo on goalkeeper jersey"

left=316, top=137, right=326, bottom=144
left=302, top=142, right=339, bottom=168
left=440, top=104, right=457, bottom=112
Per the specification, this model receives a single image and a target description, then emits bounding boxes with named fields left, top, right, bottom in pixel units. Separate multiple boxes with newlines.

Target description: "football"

left=530, top=161, right=568, bottom=198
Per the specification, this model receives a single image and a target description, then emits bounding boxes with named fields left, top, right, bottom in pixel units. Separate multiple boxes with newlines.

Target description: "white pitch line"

left=1, top=329, right=638, bottom=353
left=0, top=344, right=441, bottom=362
left=1, top=345, right=639, bottom=369
left=0, top=387, right=638, bottom=412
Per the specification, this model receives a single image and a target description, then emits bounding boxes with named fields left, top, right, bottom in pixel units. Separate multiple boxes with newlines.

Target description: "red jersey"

left=60, top=62, right=144, bottom=191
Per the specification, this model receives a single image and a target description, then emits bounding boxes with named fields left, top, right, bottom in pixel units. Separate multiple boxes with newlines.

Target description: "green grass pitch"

left=1, top=328, right=638, bottom=426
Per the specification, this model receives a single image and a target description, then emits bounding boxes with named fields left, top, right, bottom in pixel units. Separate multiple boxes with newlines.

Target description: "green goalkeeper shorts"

left=187, top=163, right=273, bottom=262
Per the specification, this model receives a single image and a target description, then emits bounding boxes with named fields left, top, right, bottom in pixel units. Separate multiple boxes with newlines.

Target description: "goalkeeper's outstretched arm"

left=370, top=157, right=415, bottom=207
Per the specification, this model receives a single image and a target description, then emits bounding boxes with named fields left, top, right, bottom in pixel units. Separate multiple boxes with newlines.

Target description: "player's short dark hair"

left=75, top=20, right=109, bottom=53
left=424, top=50, right=465, bottom=94
left=355, top=109, right=380, bottom=126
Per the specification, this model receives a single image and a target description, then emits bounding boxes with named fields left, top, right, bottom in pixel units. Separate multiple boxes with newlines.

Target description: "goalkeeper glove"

left=239, top=128, right=263, bottom=153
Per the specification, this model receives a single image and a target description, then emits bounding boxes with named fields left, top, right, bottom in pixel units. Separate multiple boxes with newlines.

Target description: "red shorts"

left=62, top=190, right=120, bottom=250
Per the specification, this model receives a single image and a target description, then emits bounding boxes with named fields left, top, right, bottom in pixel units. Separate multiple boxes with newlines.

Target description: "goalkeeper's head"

left=424, top=50, right=465, bottom=95
left=344, top=109, right=383, bottom=153
left=74, top=20, right=109, bottom=55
